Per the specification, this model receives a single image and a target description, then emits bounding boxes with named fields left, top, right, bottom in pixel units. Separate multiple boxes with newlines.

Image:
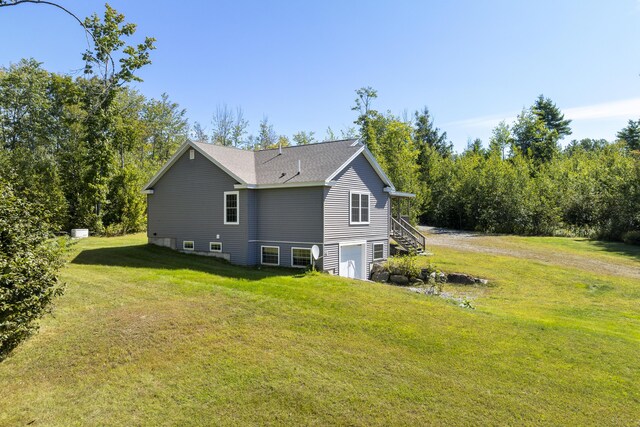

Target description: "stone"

left=371, top=271, right=390, bottom=283
left=420, top=268, right=431, bottom=280
left=446, top=273, right=476, bottom=285
left=371, top=263, right=385, bottom=274
left=437, top=272, right=447, bottom=283
left=475, top=278, right=489, bottom=285
left=390, top=274, right=409, bottom=286
left=409, top=278, right=424, bottom=286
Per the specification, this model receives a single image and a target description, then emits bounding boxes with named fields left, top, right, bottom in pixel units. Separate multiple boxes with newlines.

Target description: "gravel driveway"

left=419, top=226, right=640, bottom=280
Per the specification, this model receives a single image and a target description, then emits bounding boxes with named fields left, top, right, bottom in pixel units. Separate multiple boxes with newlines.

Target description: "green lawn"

left=1, top=234, right=639, bottom=426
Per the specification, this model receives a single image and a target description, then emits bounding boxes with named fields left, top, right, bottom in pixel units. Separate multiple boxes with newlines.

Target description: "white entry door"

left=340, top=243, right=365, bottom=279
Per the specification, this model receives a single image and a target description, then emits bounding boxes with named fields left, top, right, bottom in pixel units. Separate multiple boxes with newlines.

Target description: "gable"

left=143, top=138, right=397, bottom=192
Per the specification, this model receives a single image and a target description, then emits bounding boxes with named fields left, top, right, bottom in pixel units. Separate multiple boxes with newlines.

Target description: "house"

left=142, top=139, right=425, bottom=280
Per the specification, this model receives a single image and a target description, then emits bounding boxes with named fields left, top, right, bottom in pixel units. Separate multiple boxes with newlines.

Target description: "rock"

left=371, top=271, right=390, bottom=283
left=437, top=272, right=447, bottom=283
left=409, top=278, right=424, bottom=286
left=371, top=263, right=385, bottom=274
left=429, top=272, right=437, bottom=279
left=446, top=273, right=476, bottom=285
left=390, top=274, right=409, bottom=286
left=420, top=268, right=431, bottom=280
left=475, top=278, right=489, bottom=285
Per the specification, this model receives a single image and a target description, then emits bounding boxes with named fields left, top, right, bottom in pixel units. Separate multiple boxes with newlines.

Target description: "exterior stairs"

left=391, top=217, right=426, bottom=254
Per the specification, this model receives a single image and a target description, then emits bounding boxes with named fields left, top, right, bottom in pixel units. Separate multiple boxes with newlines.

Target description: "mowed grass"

left=1, top=234, right=639, bottom=426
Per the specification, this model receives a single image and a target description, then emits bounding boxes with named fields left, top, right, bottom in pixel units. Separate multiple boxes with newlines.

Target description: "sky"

left=1, top=0, right=640, bottom=151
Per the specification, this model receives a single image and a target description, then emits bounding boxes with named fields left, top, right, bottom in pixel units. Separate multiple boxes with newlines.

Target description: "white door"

left=340, top=244, right=364, bottom=279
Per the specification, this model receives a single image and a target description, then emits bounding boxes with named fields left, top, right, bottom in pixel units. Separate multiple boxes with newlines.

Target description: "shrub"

left=622, top=231, right=640, bottom=246
left=0, top=180, right=67, bottom=360
left=385, top=254, right=421, bottom=278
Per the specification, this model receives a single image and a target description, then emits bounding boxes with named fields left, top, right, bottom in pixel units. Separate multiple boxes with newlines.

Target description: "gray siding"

left=249, top=187, right=323, bottom=266
left=322, top=153, right=391, bottom=277
left=147, top=149, right=252, bottom=265
left=256, top=187, right=324, bottom=242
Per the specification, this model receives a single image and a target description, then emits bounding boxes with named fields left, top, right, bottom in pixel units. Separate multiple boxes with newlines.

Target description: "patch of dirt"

left=419, top=226, right=640, bottom=280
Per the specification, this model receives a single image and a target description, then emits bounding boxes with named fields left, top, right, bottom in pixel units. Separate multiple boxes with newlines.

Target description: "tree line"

left=353, top=88, right=640, bottom=244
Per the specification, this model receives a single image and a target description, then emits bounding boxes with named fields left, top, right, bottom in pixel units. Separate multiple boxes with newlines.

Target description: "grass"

left=1, top=233, right=639, bottom=426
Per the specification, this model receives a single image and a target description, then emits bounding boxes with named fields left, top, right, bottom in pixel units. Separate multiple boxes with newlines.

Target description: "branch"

left=0, top=0, right=116, bottom=83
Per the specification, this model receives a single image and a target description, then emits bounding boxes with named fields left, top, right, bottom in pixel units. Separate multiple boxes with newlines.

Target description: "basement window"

left=261, top=246, right=280, bottom=266
left=291, top=248, right=312, bottom=268
left=183, top=241, right=194, bottom=251
left=373, top=243, right=384, bottom=261
left=209, top=242, right=222, bottom=252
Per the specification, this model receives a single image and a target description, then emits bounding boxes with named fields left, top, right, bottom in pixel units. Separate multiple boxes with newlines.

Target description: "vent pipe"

left=279, top=143, right=282, bottom=155
left=298, top=159, right=301, bottom=174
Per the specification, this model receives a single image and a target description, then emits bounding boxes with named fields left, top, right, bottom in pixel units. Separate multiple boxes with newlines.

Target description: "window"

left=224, top=191, right=239, bottom=225
left=183, top=240, right=194, bottom=251
left=209, top=242, right=222, bottom=252
left=350, top=191, right=370, bottom=224
left=373, top=243, right=384, bottom=260
left=261, top=246, right=280, bottom=265
left=291, top=247, right=312, bottom=268
left=189, top=149, right=195, bottom=160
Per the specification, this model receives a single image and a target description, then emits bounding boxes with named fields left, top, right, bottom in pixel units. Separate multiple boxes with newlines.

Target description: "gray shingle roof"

left=192, top=139, right=363, bottom=185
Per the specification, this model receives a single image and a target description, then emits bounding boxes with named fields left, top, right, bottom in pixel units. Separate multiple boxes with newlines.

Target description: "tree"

left=0, top=179, right=67, bottom=360
left=565, top=138, right=608, bottom=154
left=230, top=107, right=248, bottom=148
left=532, top=95, right=572, bottom=139
left=211, top=104, right=233, bottom=146
left=351, top=86, right=377, bottom=116
left=324, top=127, right=337, bottom=141
left=465, top=138, right=485, bottom=155
left=142, top=93, right=188, bottom=164
left=292, top=130, right=315, bottom=145
left=617, top=119, right=640, bottom=150
left=488, top=121, right=512, bottom=159
left=512, top=109, right=559, bottom=163
left=256, top=116, right=277, bottom=150
left=413, top=107, right=452, bottom=157
left=190, top=121, right=209, bottom=143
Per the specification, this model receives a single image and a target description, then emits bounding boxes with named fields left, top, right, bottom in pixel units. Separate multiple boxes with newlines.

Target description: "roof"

left=143, top=138, right=397, bottom=191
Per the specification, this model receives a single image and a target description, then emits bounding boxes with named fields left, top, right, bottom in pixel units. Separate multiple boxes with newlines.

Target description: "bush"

left=622, top=231, right=640, bottom=245
left=385, top=254, right=421, bottom=278
left=0, top=180, right=67, bottom=360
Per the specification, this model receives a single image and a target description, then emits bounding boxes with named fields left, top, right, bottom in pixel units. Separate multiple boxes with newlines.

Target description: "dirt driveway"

left=419, top=226, right=640, bottom=280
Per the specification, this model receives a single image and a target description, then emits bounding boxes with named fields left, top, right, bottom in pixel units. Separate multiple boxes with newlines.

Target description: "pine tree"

left=532, top=95, right=572, bottom=139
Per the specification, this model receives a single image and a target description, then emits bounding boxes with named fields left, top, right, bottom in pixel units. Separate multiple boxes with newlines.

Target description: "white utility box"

left=71, top=229, right=89, bottom=238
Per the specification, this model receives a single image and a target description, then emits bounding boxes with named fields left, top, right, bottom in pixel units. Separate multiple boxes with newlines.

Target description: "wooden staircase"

left=391, top=217, right=426, bottom=254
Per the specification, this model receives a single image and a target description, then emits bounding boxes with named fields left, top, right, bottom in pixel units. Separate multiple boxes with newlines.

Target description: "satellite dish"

left=311, top=245, right=320, bottom=260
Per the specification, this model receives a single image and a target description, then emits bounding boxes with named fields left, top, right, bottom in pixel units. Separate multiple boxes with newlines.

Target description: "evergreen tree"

left=413, top=107, right=452, bottom=157
left=617, top=119, right=640, bottom=150
left=532, top=95, right=572, bottom=139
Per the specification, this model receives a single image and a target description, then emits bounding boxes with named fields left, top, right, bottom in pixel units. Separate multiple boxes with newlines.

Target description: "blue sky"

left=1, top=0, right=640, bottom=151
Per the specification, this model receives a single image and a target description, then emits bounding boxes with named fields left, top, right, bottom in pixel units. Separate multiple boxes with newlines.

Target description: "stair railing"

left=391, top=217, right=426, bottom=252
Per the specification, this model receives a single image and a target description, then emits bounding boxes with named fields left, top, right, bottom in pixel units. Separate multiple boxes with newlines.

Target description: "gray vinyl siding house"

left=143, top=139, right=412, bottom=280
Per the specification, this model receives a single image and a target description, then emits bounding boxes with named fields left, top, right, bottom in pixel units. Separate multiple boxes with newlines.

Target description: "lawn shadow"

left=71, top=244, right=299, bottom=281
left=588, top=239, right=640, bottom=262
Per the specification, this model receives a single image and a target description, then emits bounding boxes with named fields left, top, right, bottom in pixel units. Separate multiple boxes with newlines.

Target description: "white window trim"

left=349, top=191, right=371, bottom=225
left=373, top=242, right=385, bottom=261
left=183, top=240, right=194, bottom=251
left=261, top=245, right=280, bottom=266
left=224, top=191, right=240, bottom=225
left=209, top=242, right=223, bottom=252
left=291, top=247, right=312, bottom=268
